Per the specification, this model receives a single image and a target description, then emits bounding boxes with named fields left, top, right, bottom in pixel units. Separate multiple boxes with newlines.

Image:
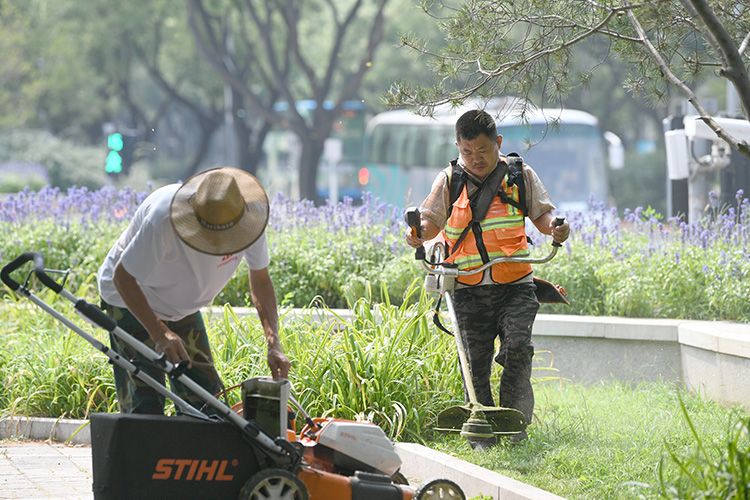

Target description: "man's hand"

left=405, top=217, right=440, bottom=248
left=267, top=347, right=291, bottom=380
left=550, top=218, right=570, bottom=244
left=405, top=229, right=425, bottom=249
left=154, top=330, right=191, bottom=367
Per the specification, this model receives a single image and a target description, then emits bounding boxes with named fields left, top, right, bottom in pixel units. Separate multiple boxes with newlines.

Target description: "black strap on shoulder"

left=501, top=153, right=527, bottom=216
left=472, top=161, right=506, bottom=221
left=447, top=159, right=465, bottom=218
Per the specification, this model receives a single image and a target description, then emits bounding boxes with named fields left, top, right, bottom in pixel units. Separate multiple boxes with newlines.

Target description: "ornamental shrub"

left=1, top=187, right=749, bottom=322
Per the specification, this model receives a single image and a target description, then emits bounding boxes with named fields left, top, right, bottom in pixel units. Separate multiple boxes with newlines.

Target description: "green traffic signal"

left=105, top=131, right=124, bottom=174
left=107, top=132, right=124, bottom=152
left=106, top=150, right=123, bottom=174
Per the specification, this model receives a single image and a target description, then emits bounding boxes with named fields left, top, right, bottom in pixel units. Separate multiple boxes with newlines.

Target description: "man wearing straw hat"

left=97, top=167, right=290, bottom=415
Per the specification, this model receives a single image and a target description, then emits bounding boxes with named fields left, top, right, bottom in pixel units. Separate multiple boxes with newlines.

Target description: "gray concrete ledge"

left=532, top=314, right=681, bottom=342
left=531, top=315, right=750, bottom=410
left=0, top=416, right=90, bottom=444
left=396, top=442, right=564, bottom=500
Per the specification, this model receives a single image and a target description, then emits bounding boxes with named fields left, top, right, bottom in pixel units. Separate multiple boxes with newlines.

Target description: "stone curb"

left=0, top=416, right=90, bottom=444
left=395, top=442, right=564, bottom=500
left=0, top=416, right=561, bottom=499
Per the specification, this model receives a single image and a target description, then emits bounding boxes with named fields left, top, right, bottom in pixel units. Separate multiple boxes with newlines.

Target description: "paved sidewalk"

left=0, top=441, right=92, bottom=500
left=0, top=436, right=563, bottom=500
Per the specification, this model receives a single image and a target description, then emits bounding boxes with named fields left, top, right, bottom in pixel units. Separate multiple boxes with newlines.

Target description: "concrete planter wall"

left=529, top=314, right=750, bottom=409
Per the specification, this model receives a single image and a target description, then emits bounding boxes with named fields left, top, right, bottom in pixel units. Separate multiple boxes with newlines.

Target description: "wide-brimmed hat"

left=170, top=167, right=269, bottom=256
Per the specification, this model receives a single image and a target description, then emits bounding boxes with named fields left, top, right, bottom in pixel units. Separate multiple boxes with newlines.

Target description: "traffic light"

left=105, top=131, right=137, bottom=175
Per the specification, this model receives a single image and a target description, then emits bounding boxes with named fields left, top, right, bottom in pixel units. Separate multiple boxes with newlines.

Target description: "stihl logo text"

left=151, top=458, right=239, bottom=481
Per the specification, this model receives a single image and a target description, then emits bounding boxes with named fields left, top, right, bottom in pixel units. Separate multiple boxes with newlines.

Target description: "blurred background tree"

left=4, top=0, right=737, bottom=212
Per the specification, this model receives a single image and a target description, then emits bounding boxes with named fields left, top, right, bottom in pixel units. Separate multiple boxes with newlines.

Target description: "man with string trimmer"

left=405, top=109, right=570, bottom=448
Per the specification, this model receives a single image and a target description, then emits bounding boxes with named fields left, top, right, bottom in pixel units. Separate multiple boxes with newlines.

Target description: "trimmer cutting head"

left=436, top=403, right=526, bottom=437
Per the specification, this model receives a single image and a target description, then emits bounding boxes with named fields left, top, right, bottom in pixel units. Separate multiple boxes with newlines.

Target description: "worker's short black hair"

left=455, top=109, right=498, bottom=141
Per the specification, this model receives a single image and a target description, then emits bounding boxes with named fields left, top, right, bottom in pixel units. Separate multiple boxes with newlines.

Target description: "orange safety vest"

left=442, top=171, right=531, bottom=286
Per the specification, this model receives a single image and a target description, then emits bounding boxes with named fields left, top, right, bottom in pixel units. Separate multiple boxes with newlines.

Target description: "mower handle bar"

left=1, top=252, right=44, bottom=292
left=0, top=251, right=67, bottom=295
left=2, top=251, right=299, bottom=464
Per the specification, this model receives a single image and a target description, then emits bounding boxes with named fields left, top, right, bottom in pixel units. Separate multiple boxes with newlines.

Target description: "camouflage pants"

left=451, top=282, right=539, bottom=424
left=102, top=302, right=224, bottom=415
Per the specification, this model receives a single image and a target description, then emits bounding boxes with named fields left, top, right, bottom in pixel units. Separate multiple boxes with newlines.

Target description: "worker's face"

left=456, top=134, right=503, bottom=180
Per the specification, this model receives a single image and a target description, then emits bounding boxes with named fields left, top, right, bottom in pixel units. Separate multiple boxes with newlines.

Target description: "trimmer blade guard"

left=533, top=277, right=569, bottom=304
left=435, top=405, right=526, bottom=435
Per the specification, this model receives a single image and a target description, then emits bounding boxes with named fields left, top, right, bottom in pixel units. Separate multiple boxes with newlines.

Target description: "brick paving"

left=0, top=441, right=92, bottom=500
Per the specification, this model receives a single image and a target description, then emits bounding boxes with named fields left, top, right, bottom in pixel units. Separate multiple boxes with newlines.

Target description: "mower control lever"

left=404, top=206, right=425, bottom=260
left=170, top=359, right=191, bottom=379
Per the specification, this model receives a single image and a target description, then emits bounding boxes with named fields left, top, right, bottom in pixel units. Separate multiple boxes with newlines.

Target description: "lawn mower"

left=404, top=208, right=567, bottom=443
left=1, top=252, right=466, bottom=500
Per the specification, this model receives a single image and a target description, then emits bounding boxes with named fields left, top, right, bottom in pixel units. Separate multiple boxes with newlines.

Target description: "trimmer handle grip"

left=552, top=216, right=566, bottom=248
left=404, top=207, right=425, bottom=260
left=405, top=207, right=422, bottom=239
left=1, top=252, right=44, bottom=291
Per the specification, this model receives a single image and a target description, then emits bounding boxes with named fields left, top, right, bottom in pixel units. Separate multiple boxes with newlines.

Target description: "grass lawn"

left=426, top=380, right=749, bottom=499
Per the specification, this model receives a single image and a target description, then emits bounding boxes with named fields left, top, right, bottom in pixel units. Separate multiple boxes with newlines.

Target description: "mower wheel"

left=238, top=468, right=308, bottom=500
left=415, top=478, right=465, bottom=500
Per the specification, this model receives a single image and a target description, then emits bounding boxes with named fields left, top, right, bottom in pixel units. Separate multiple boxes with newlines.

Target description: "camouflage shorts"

left=102, top=302, right=224, bottom=416
left=451, top=282, right=539, bottom=423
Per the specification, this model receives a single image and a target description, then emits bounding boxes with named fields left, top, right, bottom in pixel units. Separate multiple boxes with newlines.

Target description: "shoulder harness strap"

left=447, top=159, right=466, bottom=218
left=446, top=160, right=507, bottom=262
left=498, top=152, right=528, bottom=217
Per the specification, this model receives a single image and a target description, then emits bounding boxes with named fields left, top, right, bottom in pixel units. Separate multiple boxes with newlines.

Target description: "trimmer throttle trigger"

left=552, top=216, right=566, bottom=247
left=404, top=207, right=425, bottom=260
left=404, top=207, right=423, bottom=238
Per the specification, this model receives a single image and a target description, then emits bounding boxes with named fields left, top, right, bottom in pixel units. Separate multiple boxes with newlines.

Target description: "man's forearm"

left=249, top=268, right=281, bottom=350
left=533, top=211, right=555, bottom=235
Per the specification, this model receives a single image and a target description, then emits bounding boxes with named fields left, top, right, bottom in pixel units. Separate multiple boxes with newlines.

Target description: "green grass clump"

left=0, top=284, right=461, bottom=442
left=428, top=381, right=748, bottom=499
left=1, top=288, right=749, bottom=498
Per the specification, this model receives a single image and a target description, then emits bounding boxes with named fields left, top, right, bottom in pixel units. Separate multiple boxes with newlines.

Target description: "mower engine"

left=241, top=377, right=402, bottom=478
left=302, top=418, right=402, bottom=477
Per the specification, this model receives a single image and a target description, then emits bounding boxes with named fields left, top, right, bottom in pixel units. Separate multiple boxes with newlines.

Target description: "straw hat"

left=170, top=167, right=269, bottom=256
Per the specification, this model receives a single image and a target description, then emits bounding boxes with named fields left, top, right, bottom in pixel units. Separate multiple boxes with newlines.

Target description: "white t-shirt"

left=97, top=184, right=270, bottom=321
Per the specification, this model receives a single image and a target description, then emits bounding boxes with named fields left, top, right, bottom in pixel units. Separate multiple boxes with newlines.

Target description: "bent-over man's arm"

left=112, top=262, right=190, bottom=365
left=249, top=267, right=290, bottom=380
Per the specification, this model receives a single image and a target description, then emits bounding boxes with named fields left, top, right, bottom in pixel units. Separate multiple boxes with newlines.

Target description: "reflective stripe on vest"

left=443, top=174, right=531, bottom=285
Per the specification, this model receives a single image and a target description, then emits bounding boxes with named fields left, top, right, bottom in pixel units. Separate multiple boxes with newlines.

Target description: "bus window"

left=500, top=123, right=607, bottom=207
left=371, top=126, right=391, bottom=164
left=398, top=125, right=413, bottom=165
left=411, top=128, right=429, bottom=167
left=360, top=106, right=611, bottom=210
left=424, top=126, right=455, bottom=167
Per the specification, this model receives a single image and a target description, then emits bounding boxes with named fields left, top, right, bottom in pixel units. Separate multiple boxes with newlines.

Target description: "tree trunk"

left=236, top=118, right=272, bottom=175
left=232, top=89, right=274, bottom=175
left=182, top=114, right=221, bottom=179
left=298, top=137, right=325, bottom=202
